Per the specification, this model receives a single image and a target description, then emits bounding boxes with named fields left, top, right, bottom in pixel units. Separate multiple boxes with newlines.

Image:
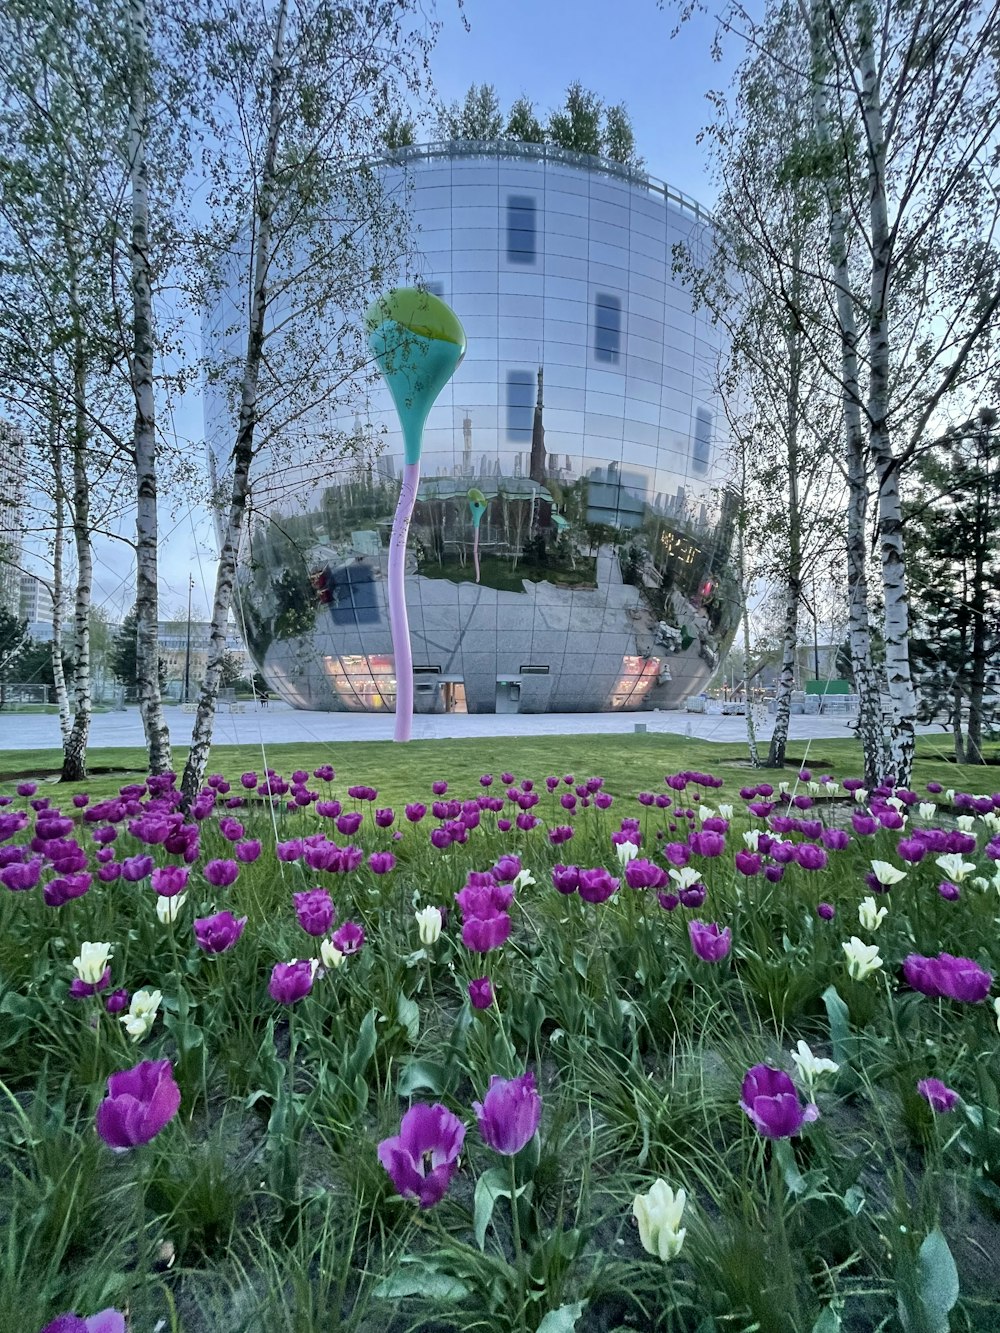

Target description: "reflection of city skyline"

left=206, top=142, right=739, bottom=714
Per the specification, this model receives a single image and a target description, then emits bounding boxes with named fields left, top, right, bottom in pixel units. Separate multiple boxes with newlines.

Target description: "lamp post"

left=183, top=574, right=193, bottom=703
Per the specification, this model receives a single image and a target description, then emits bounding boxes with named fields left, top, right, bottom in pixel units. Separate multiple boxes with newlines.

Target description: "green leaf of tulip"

left=536, top=1302, right=586, bottom=1333
left=472, top=1165, right=528, bottom=1252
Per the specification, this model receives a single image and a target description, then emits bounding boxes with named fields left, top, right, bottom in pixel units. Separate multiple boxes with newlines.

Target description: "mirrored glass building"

left=204, top=142, right=739, bottom=713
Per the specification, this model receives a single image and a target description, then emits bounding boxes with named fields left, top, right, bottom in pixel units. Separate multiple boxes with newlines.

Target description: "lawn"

left=2, top=731, right=999, bottom=1331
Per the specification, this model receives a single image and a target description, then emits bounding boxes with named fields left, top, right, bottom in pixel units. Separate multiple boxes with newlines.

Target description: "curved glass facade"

left=206, top=143, right=739, bottom=713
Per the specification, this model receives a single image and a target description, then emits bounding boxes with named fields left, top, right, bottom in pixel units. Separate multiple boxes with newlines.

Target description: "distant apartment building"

left=0, top=426, right=23, bottom=616
left=19, top=573, right=54, bottom=633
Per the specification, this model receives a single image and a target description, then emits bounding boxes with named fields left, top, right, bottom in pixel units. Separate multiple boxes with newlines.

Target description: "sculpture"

left=467, top=488, right=487, bottom=583
left=365, top=287, right=466, bottom=741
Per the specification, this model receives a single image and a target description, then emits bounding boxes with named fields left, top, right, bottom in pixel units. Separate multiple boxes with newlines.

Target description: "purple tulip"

left=817, top=902, right=835, bottom=921
left=468, top=976, right=494, bottom=1009
left=624, top=858, right=667, bottom=889
left=552, top=864, right=580, bottom=895
left=235, top=839, right=261, bottom=862
left=374, top=807, right=395, bottom=827
left=577, top=867, right=619, bottom=903
left=549, top=825, right=574, bottom=845
left=404, top=803, right=427, bottom=823
left=678, top=883, right=707, bottom=908
left=314, top=765, right=335, bottom=782
left=763, top=864, right=785, bottom=884
left=735, top=850, right=762, bottom=876
left=44, top=872, right=92, bottom=906
left=377, top=1103, right=465, bottom=1208
left=1, top=857, right=42, bottom=891
left=688, top=919, right=732, bottom=963
left=121, top=854, right=154, bottom=882
left=39, top=1311, right=125, bottom=1333
left=917, top=1078, right=959, bottom=1113
left=348, top=785, right=378, bottom=801
left=474, top=1071, right=542, bottom=1156
left=461, top=910, right=511, bottom=953
left=368, top=851, right=396, bottom=874
left=663, top=842, right=691, bottom=868
left=937, top=880, right=961, bottom=901
left=105, top=988, right=130, bottom=1014
left=16, top=782, right=37, bottom=797
left=268, top=960, right=315, bottom=1005
left=294, top=889, right=335, bottom=937
left=95, top=1058, right=181, bottom=1149
left=204, top=858, right=239, bottom=887
left=151, top=865, right=189, bottom=898
left=194, top=910, right=248, bottom=954
left=332, top=921, right=365, bottom=955
left=740, top=1064, right=818, bottom=1139
left=69, top=967, right=111, bottom=1000
left=794, top=844, right=828, bottom=871
left=851, top=813, right=879, bottom=837
left=903, top=952, right=992, bottom=1003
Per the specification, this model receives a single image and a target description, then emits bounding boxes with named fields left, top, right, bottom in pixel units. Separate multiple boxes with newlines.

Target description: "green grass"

left=3, top=727, right=1000, bottom=1329
left=1, top=729, right=995, bottom=800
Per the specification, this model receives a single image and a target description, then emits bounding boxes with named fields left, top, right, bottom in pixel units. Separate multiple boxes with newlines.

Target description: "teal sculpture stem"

left=366, top=290, right=466, bottom=742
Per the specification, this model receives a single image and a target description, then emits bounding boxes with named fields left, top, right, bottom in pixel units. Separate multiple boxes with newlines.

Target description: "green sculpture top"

left=365, top=287, right=467, bottom=351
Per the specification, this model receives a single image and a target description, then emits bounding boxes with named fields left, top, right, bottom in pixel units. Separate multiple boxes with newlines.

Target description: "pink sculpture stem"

left=389, top=460, right=420, bottom=742
left=473, top=528, right=481, bottom=584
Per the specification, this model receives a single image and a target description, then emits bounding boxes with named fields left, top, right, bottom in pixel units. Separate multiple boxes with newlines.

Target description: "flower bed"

left=2, top=765, right=999, bottom=1331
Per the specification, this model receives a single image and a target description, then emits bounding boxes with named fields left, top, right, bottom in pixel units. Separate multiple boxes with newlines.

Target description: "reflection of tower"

left=462, top=413, right=472, bottom=475
left=529, top=365, right=546, bottom=484
left=513, top=453, right=523, bottom=478
left=479, top=453, right=490, bottom=478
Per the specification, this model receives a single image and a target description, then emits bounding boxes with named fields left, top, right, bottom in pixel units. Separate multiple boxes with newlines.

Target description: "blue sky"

left=428, top=0, right=742, bottom=205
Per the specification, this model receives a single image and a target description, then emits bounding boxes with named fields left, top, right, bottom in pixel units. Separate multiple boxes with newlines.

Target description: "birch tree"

left=180, top=0, right=438, bottom=799
left=672, top=0, right=1000, bottom=786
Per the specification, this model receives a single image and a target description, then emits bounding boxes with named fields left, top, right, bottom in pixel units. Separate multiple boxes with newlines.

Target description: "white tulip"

left=842, top=937, right=883, bottom=981
left=790, top=1040, right=839, bottom=1089
left=72, top=941, right=112, bottom=985
left=935, top=853, right=977, bottom=883
left=858, top=896, right=888, bottom=932
left=320, top=938, right=345, bottom=969
left=869, top=860, right=907, bottom=886
left=513, top=867, right=536, bottom=890
left=155, top=893, right=187, bottom=925
left=742, top=829, right=760, bottom=851
left=415, top=905, right=443, bottom=946
left=918, top=803, right=937, bottom=821
left=121, top=988, right=162, bottom=1042
left=616, top=840, right=639, bottom=867
left=668, top=866, right=703, bottom=891
left=633, top=1179, right=687, bottom=1261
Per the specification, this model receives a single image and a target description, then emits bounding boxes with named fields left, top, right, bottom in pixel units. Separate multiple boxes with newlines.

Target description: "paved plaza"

left=0, top=700, right=946, bottom=754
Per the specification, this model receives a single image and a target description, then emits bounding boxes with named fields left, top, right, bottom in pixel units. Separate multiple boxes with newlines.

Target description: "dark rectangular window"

left=506, top=195, right=537, bottom=264
left=594, top=293, right=622, bottom=363
left=506, top=371, right=534, bottom=441
left=692, top=407, right=713, bottom=475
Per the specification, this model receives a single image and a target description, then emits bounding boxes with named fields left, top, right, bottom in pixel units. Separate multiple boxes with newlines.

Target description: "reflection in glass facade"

left=205, top=143, right=740, bottom=714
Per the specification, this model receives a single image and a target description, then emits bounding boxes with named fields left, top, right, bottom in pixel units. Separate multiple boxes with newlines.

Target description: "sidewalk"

left=0, top=702, right=941, bottom=752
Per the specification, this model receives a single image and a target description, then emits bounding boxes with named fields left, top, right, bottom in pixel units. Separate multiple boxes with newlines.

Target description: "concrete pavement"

left=0, top=701, right=946, bottom=752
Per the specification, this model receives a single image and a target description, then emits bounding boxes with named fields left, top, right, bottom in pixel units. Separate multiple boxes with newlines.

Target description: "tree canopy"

left=438, top=82, right=643, bottom=167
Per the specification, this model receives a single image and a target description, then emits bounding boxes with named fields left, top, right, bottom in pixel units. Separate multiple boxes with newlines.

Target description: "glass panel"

left=506, top=370, right=534, bottom=440
left=692, top=407, right=713, bottom=475
left=594, top=293, right=622, bottom=363
left=506, top=194, right=537, bottom=263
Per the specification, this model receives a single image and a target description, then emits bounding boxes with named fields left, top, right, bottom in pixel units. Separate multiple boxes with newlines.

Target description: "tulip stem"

left=769, top=1149, right=802, bottom=1329
left=508, top=1154, right=526, bottom=1330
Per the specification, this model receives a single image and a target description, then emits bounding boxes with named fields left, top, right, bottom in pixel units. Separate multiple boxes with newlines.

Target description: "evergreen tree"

left=906, top=410, right=1000, bottom=763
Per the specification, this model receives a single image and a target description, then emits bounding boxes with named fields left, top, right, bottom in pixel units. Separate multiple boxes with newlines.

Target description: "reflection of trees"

left=238, top=519, right=318, bottom=663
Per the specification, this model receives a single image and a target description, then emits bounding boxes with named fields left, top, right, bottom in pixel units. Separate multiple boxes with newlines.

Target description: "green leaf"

left=473, top=1165, right=511, bottom=1252
left=810, top=1307, right=842, bottom=1333
left=396, top=1059, right=446, bottom=1097
left=821, top=985, right=852, bottom=1066
left=396, top=992, right=419, bottom=1043
left=346, top=1009, right=378, bottom=1082
left=536, top=1302, right=586, bottom=1333
left=774, top=1137, right=806, bottom=1196
left=917, top=1228, right=959, bottom=1331
left=374, top=1265, right=471, bottom=1300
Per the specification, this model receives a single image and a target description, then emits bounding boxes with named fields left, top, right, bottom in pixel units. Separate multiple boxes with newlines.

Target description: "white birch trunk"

left=62, top=288, right=91, bottom=782
left=48, top=381, right=72, bottom=742
left=736, top=496, right=760, bottom=767
left=806, top=0, right=887, bottom=785
left=858, top=23, right=917, bottom=787
left=128, top=0, right=172, bottom=774
left=767, top=318, right=803, bottom=768
left=181, top=0, right=289, bottom=800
